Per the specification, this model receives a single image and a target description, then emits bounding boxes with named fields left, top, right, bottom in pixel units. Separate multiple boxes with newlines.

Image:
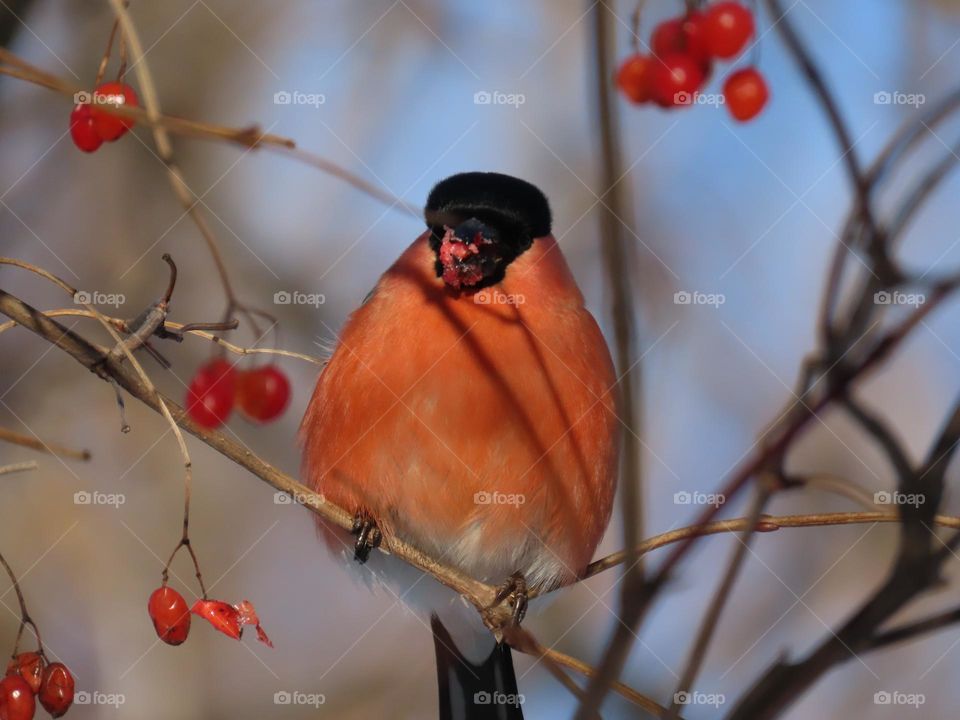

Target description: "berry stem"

left=0, top=550, right=44, bottom=657
left=222, top=302, right=281, bottom=359
left=628, top=0, right=646, bottom=54
left=162, top=536, right=208, bottom=600
left=94, top=2, right=130, bottom=88
left=94, top=18, right=119, bottom=87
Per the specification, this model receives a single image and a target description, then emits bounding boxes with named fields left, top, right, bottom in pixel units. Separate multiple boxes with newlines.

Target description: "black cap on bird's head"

left=425, top=172, right=551, bottom=291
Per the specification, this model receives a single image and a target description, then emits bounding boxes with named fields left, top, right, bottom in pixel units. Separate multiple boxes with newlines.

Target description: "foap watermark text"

left=473, top=90, right=525, bottom=108
left=274, top=90, right=325, bottom=108
left=474, top=491, right=525, bottom=507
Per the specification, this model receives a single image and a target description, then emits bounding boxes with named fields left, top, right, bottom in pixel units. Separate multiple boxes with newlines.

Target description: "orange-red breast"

left=300, top=172, right=618, bottom=719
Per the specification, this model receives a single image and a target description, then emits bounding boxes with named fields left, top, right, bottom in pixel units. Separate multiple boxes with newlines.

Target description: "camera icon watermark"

left=673, top=690, right=725, bottom=707
left=274, top=290, right=326, bottom=307
left=74, top=490, right=126, bottom=508
left=274, top=490, right=321, bottom=508
left=273, top=691, right=326, bottom=707
left=473, top=90, right=525, bottom=108
left=74, top=290, right=126, bottom=308
left=873, top=290, right=925, bottom=307
left=273, top=90, right=326, bottom=108
left=474, top=490, right=525, bottom=507
left=74, top=89, right=126, bottom=106
left=674, top=91, right=725, bottom=107
left=474, top=291, right=525, bottom=306
left=673, top=490, right=725, bottom=508
left=873, top=490, right=925, bottom=508
left=473, top=691, right=524, bottom=707
left=75, top=690, right=125, bottom=708
left=673, top=290, right=725, bottom=307
left=874, top=90, right=925, bottom=108
left=873, top=690, right=925, bottom=707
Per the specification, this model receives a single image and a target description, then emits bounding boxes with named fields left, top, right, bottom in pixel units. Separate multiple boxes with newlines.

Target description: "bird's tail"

left=431, top=613, right=524, bottom=720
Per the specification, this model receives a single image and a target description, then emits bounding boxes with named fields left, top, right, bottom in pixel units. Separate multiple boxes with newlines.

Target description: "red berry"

left=5, top=653, right=43, bottom=695
left=616, top=54, right=655, bottom=104
left=90, top=82, right=139, bottom=141
left=724, top=67, right=769, bottom=121
left=148, top=586, right=191, bottom=645
left=69, top=104, right=102, bottom=153
left=37, top=664, right=72, bottom=718
left=0, top=675, right=35, bottom=720
left=704, top=2, right=755, bottom=59
left=186, top=358, right=237, bottom=429
left=650, top=53, right=705, bottom=107
left=651, top=18, right=683, bottom=56
left=651, top=13, right=711, bottom=70
left=236, top=366, right=291, bottom=423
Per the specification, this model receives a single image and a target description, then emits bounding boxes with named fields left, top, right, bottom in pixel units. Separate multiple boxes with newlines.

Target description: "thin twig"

left=764, top=0, right=878, bottom=243
left=107, top=0, right=238, bottom=309
left=0, top=306, right=325, bottom=366
left=0, top=460, right=38, bottom=476
left=667, top=487, right=772, bottom=719
left=574, top=510, right=960, bottom=586
left=841, top=395, right=914, bottom=481
left=0, top=427, right=90, bottom=460
left=0, top=549, right=43, bottom=656
left=868, top=605, right=960, bottom=651
left=509, top=624, right=671, bottom=718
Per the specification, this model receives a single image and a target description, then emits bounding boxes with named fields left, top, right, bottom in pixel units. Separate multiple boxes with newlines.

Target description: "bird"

left=300, top=171, right=619, bottom=719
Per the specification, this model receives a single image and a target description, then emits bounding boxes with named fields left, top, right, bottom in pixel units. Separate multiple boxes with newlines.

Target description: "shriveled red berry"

left=650, top=53, right=705, bottom=107
left=90, top=82, right=139, bottom=141
left=236, top=366, right=291, bottom=423
left=37, top=664, right=72, bottom=718
left=148, top=586, right=191, bottom=645
left=69, top=104, right=102, bottom=153
left=235, top=600, right=273, bottom=648
left=191, top=599, right=242, bottom=640
left=186, top=358, right=237, bottom=429
left=0, top=675, right=35, bottom=720
left=5, top=653, right=43, bottom=695
left=651, top=13, right=711, bottom=69
left=724, top=67, right=769, bottom=121
left=704, top=2, right=755, bottom=58
left=616, top=54, right=655, bottom=104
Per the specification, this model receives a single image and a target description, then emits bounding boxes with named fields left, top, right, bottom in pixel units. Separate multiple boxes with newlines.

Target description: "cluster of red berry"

left=616, top=1, right=769, bottom=121
left=185, top=359, right=291, bottom=429
left=69, top=81, right=139, bottom=153
left=1, top=653, right=74, bottom=719
left=147, top=587, right=272, bottom=648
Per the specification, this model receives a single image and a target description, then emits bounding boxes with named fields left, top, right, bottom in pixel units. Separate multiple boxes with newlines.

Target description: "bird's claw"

left=491, top=571, right=528, bottom=627
left=351, top=512, right=381, bottom=564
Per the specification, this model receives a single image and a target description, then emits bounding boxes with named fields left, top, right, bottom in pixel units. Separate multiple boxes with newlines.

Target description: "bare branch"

left=574, top=2, right=645, bottom=716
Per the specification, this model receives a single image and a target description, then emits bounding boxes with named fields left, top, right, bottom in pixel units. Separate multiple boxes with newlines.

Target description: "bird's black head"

left=424, top=172, right=551, bottom=291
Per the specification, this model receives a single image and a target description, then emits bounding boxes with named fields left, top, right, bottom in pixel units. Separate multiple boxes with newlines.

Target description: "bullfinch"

left=300, top=172, right=618, bottom=719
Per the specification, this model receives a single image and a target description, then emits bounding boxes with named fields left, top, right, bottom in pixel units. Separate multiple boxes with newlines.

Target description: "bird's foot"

left=490, top=571, right=528, bottom=627
left=350, top=512, right=382, bottom=564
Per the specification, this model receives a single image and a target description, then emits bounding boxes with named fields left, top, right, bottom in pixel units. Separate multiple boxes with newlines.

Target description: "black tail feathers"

left=431, top=614, right=524, bottom=720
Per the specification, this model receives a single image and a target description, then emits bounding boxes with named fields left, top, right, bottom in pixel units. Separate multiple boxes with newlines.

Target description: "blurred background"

left=1, top=0, right=960, bottom=717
